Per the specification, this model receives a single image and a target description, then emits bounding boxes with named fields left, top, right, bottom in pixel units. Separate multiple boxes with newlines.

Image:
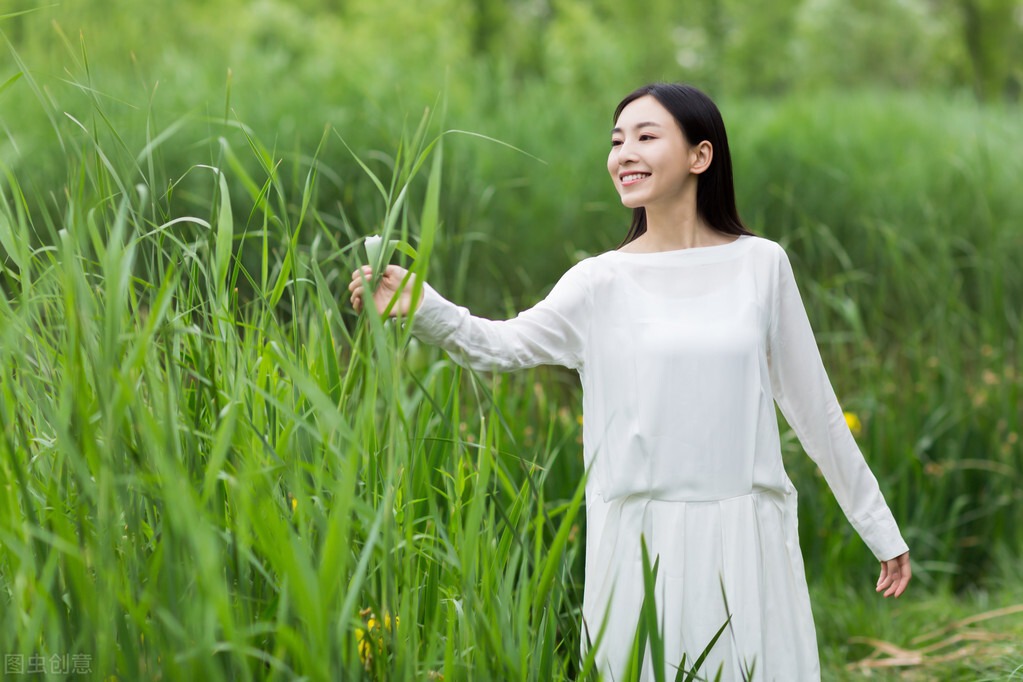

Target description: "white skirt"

left=582, top=489, right=821, bottom=681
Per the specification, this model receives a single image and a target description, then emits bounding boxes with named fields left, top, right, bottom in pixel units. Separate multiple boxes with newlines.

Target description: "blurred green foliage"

left=0, top=2, right=1021, bottom=678
left=4, top=0, right=1021, bottom=298
left=6, top=0, right=1020, bottom=97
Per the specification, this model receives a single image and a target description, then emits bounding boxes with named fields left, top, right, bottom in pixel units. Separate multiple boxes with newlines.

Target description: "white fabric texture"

left=409, top=234, right=908, bottom=681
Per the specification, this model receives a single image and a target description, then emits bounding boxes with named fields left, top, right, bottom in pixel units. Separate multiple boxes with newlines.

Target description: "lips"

left=620, top=172, right=650, bottom=186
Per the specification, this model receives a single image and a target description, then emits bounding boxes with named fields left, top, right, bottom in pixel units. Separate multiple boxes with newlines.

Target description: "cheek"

left=606, top=153, right=618, bottom=181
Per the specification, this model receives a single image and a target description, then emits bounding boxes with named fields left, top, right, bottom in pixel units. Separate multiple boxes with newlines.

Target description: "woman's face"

left=608, top=95, right=697, bottom=210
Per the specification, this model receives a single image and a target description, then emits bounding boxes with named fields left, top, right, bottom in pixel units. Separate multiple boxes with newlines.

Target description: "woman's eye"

left=610, top=139, right=623, bottom=148
left=639, top=134, right=654, bottom=141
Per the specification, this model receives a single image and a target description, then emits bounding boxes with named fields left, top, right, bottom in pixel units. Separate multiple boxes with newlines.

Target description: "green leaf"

left=640, top=539, right=666, bottom=682
left=215, top=170, right=234, bottom=310
left=531, top=470, right=585, bottom=617
left=0, top=71, right=22, bottom=98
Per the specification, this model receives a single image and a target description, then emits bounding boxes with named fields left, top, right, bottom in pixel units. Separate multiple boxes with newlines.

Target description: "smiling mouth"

left=620, top=173, right=650, bottom=186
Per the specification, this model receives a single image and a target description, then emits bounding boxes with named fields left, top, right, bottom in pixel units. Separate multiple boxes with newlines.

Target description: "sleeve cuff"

left=857, top=512, right=910, bottom=561
left=405, top=282, right=463, bottom=345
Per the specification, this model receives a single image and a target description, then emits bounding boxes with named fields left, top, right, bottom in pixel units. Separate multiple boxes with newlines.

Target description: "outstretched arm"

left=765, top=244, right=910, bottom=597
left=349, top=261, right=592, bottom=373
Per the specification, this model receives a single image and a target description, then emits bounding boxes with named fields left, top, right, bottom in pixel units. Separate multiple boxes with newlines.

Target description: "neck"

left=642, top=196, right=717, bottom=250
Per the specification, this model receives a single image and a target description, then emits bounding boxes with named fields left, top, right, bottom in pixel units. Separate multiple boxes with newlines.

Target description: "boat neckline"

left=605, top=234, right=753, bottom=259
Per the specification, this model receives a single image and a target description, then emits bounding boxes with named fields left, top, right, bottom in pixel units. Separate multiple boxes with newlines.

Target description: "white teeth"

left=621, top=173, right=649, bottom=183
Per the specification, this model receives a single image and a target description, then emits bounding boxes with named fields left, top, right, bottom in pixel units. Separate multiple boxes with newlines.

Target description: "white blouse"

left=409, top=234, right=908, bottom=681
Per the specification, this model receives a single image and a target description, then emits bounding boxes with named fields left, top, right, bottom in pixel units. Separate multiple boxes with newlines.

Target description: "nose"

left=617, top=138, right=640, bottom=164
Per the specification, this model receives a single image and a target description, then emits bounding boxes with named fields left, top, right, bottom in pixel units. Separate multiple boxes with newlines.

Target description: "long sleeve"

left=766, top=245, right=908, bottom=561
left=408, top=259, right=592, bottom=372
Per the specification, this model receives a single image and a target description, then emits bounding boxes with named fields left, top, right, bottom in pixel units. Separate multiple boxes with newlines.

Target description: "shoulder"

left=742, top=234, right=789, bottom=261
left=742, top=235, right=797, bottom=277
left=543, top=254, right=606, bottom=300
left=559, top=254, right=600, bottom=282
left=562, top=252, right=615, bottom=280
left=738, top=236, right=803, bottom=305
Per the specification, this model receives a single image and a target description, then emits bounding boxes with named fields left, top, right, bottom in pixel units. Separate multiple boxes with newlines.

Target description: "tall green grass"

left=1, top=15, right=1021, bottom=680
left=0, top=79, right=605, bottom=678
left=0, top=86, right=747, bottom=678
left=728, top=92, right=1023, bottom=589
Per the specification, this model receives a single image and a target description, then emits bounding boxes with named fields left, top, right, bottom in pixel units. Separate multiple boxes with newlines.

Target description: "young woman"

left=349, top=83, right=911, bottom=681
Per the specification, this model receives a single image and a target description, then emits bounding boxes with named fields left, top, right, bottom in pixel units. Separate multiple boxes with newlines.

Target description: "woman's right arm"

left=348, top=262, right=592, bottom=372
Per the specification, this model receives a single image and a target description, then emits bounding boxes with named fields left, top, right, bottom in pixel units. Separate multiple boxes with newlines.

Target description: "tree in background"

left=954, top=0, right=1022, bottom=100
left=5, top=0, right=1021, bottom=99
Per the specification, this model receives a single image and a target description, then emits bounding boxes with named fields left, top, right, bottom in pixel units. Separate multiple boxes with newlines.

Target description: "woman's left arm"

left=766, top=243, right=910, bottom=597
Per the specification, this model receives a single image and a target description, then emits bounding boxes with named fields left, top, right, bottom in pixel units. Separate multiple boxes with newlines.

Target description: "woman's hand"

left=348, top=264, right=417, bottom=317
left=876, top=551, right=911, bottom=598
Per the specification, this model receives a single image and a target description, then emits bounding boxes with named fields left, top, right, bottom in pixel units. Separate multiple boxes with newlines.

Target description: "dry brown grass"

left=847, top=604, right=1023, bottom=679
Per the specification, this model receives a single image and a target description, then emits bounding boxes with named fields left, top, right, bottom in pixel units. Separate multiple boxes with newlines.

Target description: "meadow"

left=1, top=2, right=1022, bottom=680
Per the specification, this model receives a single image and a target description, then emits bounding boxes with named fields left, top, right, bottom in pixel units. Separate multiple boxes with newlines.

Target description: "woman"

left=349, top=83, right=911, bottom=681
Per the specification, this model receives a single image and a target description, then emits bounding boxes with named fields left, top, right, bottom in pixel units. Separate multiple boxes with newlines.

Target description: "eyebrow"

left=611, top=121, right=663, bottom=134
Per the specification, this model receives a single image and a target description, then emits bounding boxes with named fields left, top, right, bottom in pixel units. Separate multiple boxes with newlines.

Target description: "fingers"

left=350, top=264, right=410, bottom=286
left=893, top=554, right=912, bottom=598
left=879, top=561, right=896, bottom=596
left=348, top=266, right=373, bottom=311
left=877, top=561, right=896, bottom=595
left=348, top=265, right=411, bottom=313
left=348, top=268, right=367, bottom=311
left=876, top=553, right=911, bottom=599
left=348, top=268, right=371, bottom=293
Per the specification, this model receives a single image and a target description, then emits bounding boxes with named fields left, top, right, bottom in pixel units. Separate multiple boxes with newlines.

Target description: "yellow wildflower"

left=355, top=627, right=371, bottom=666
left=844, top=411, right=862, bottom=437
left=355, top=608, right=400, bottom=670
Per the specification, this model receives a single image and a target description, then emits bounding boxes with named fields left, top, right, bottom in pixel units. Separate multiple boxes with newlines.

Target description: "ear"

left=689, top=141, right=713, bottom=175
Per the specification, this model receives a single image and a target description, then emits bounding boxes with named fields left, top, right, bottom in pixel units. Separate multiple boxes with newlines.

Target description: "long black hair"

left=613, top=83, right=753, bottom=247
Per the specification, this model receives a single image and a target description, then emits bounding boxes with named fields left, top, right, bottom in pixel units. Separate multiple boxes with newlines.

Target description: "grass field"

left=1, top=11, right=1022, bottom=679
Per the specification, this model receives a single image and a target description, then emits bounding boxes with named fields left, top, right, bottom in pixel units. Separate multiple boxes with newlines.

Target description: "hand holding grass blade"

left=349, top=264, right=417, bottom=317
left=362, top=234, right=401, bottom=288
